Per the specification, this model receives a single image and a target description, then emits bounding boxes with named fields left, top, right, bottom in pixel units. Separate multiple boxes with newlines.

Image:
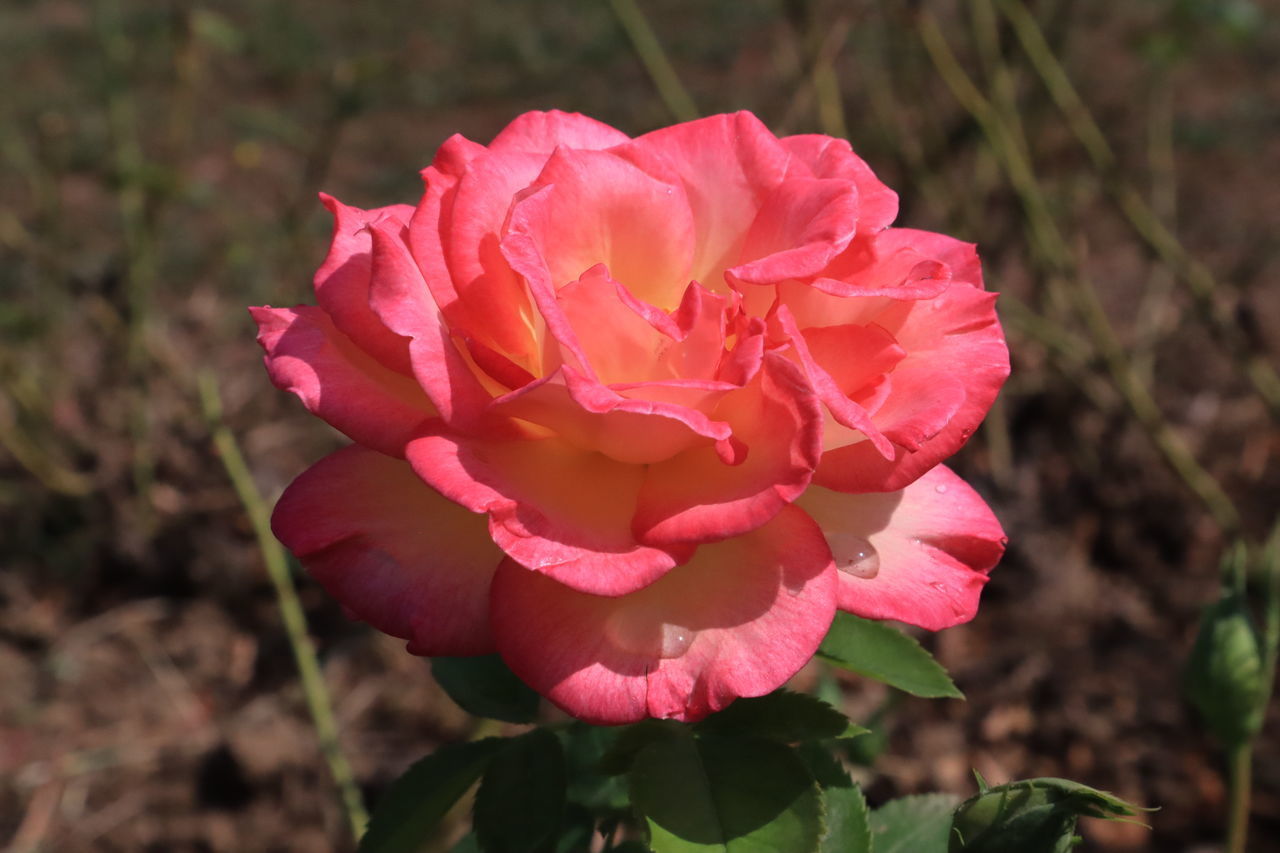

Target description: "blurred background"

left=2, top=0, right=1278, bottom=850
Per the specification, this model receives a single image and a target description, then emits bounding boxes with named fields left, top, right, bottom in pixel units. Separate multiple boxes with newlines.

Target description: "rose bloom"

left=253, top=111, right=1008, bottom=724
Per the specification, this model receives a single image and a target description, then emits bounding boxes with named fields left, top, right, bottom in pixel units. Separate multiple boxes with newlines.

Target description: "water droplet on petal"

left=827, top=533, right=880, bottom=579
left=605, top=610, right=696, bottom=659
left=934, top=484, right=948, bottom=494
left=657, top=623, right=695, bottom=658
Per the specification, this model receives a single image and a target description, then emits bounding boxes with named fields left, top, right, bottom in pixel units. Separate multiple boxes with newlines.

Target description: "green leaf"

left=561, top=723, right=631, bottom=812
left=431, top=654, right=541, bottom=723
left=473, top=729, right=567, bottom=853
left=819, top=613, right=963, bottom=699
left=949, top=777, right=1147, bottom=852
left=795, top=745, right=871, bottom=853
left=1184, top=589, right=1267, bottom=747
left=629, top=733, right=824, bottom=853
left=823, top=785, right=872, bottom=853
left=871, top=794, right=959, bottom=853
left=360, top=738, right=504, bottom=853
left=598, top=719, right=686, bottom=776
left=695, top=690, right=865, bottom=743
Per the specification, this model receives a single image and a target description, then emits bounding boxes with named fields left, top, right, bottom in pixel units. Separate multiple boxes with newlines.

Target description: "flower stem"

left=198, top=371, right=369, bottom=843
left=1226, top=742, right=1252, bottom=853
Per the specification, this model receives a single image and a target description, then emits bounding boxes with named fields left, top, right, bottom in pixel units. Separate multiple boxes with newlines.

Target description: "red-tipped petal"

left=312, top=195, right=415, bottom=375
left=272, top=446, right=502, bottom=655
left=490, top=504, right=837, bottom=724
left=797, top=466, right=1005, bottom=630
left=251, top=305, right=435, bottom=458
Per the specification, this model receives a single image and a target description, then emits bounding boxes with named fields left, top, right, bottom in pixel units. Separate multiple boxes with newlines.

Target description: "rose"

left=252, top=111, right=1008, bottom=724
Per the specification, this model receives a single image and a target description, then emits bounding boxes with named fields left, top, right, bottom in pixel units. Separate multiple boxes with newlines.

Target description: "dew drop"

left=605, top=610, right=696, bottom=659
left=657, top=623, right=695, bottom=658
left=827, top=533, right=880, bottom=579
left=934, top=483, right=948, bottom=494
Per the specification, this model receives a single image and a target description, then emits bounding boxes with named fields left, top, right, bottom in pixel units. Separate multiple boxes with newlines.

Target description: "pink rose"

left=253, top=111, right=1008, bottom=724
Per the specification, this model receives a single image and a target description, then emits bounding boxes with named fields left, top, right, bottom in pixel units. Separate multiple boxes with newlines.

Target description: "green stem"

left=198, top=372, right=369, bottom=842
left=1226, top=742, right=1252, bottom=853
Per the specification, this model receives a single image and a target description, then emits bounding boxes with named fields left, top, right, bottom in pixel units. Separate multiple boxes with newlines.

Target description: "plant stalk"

left=1226, top=742, right=1252, bottom=853
left=198, top=371, right=369, bottom=842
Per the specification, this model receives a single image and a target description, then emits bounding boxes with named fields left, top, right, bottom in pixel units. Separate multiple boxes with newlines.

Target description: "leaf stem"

left=197, top=371, right=369, bottom=842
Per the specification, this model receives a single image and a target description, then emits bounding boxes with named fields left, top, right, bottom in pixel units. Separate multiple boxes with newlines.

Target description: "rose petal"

left=410, top=142, right=546, bottom=367
left=490, top=365, right=732, bottom=465
left=501, top=147, right=697, bottom=312
left=781, top=134, right=899, bottom=233
left=487, top=109, right=630, bottom=155
left=406, top=425, right=691, bottom=596
left=727, top=177, right=860, bottom=286
left=816, top=286, right=1008, bottom=492
left=635, top=352, right=823, bottom=545
left=272, top=445, right=502, bottom=655
left=490, top=504, right=837, bottom=724
left=366, top=218, right=493, bottom=425
left=251, top=305, right=435, bottom=458
left=796, top=466, right=1005, bottom=630
left=620, top=112, right=790, bottom=288
left=773, top=304, right=893, bottom=459
left=312, top=194, right=415, bottom=374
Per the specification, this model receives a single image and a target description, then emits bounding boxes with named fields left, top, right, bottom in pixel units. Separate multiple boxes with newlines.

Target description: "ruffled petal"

left=366, top=218, right=493, bottom=425
left=489, top=365, right=733, bottom=465
left=726, top=177, right=859, bottom=286
left=312, top=195, right=415, bottom=374
left=251, top=305, right=435, bottom=458
left=489, top=504, right=837, bottom=724
left=406, top=425, right=692, bottom=596
left=780, top=134, right=899, bottom=233
left=410, top=141, right=545, bottom=366
left=634, top=352, right=823, bottom=545
left=271, top=446, right=502, bottom=655
left=816, top=286, right=1008, bottom=492
left=796, top=466, right=1005, bottom=630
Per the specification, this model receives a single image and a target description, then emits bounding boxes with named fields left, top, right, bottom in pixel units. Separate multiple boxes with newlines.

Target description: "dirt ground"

left=2, top=1, right=1278, bottom=850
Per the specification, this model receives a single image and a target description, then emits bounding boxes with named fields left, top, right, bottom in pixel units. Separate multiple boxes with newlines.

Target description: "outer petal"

left=797, top=466, right=1005, bottom=630
left=312, top=194, right=415, bottom=375
left=406, top=426, right=692, bottom=596
left=490, top=505, right=838, bottom=724
left=634, top=352, right=823, bottom=545
left=780, top=134, right=899, bottom=233
left=816, top=286, right=1008, bottom=492
left=487, top=109, right=630, bottom=155
left=271, top=446, right=502, bottom=656
left=251, top=305, right=435, bottom=458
